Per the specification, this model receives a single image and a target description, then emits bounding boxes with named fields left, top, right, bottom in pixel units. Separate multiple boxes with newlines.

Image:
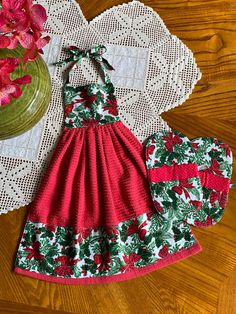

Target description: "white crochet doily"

left=0, top=0, right=201, bottom=214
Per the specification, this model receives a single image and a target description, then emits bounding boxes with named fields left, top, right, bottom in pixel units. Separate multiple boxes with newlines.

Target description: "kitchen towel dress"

left=14, top=45, right=201, bottom=284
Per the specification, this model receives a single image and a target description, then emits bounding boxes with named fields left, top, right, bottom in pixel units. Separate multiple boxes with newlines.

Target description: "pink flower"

left=22, top=32, right=50, bottom=63
left=6, top=32, right=35, bottom=50
left=0, top=85, right=16, bottom=105
left=0, top=35, right=11, bottom=48
left=0, top=57, right=19, bottom=75
left=0, top=0, right=28, bottom=33
left=24, top=0, right=47, bottom=33
left=12, top=75, right=32, bottom=85
left=0, top=0, right=50, bottom=62
left=0, top=57, right=31, bottom=106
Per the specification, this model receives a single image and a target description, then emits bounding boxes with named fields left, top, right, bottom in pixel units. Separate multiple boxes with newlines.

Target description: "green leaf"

left=155, top=237, right=163, bottom=248
left=84, top=246, right=91, bottom=257
left=175, top=233, right=184, bottom=242
left=110, top=244, right=119, bottom=255
left=162, top=201, right=173, bottom=208
left=21, top=235, right=32, bottom=247
left=39, top=259, right=54, bottom=275
left=68, top=112, right=76, bottom=118
left=31, top=234, right=36, bottom=242
left=189, top=188, right=200, bottom=198
left=167, top=190, right=178, bottom=201
left=160, top=152, right=169, bottom=164
left=184, top=231, right=191, bottom=241
left=172, top=226, right=181, bottom=234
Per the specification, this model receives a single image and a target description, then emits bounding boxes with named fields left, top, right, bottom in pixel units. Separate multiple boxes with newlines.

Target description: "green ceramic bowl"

left=0, top=47, right=52, bottom=140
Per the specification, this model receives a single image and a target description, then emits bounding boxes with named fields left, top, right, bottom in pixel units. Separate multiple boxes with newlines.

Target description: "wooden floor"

left=0, top=0, right=236, bottom=313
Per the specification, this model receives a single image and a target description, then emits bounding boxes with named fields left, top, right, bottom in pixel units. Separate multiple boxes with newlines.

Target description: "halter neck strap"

left=55, top=45, right=114, bottom=84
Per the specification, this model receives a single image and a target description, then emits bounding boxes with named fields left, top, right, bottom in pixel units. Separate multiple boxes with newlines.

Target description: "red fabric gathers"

left=28, top=122, right=154, bottom=229
left=199, top=171, right=230, bottom=192
left=148, top=163, right=199, bottom=182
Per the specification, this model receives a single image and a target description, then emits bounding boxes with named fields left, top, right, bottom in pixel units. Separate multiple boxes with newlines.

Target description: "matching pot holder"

left=187, top=137, right=233, bottom=227
left=145, top=132, right=233, bottom=229
left=145, top=131, right=203, bottom=225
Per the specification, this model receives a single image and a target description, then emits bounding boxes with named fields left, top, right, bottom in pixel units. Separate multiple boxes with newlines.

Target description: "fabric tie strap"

left=54, top=45, right=114, bottom=84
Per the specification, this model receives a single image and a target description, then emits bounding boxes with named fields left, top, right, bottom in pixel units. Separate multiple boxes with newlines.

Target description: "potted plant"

left=0, top=0, right=51, bottom=139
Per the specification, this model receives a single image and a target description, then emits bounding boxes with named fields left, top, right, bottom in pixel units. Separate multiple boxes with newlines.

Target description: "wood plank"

left=0, top=300, right=70, bottom=314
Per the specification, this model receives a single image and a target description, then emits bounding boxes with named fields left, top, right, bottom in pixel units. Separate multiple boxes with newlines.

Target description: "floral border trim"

left=15, top=211, right=198, bottom=280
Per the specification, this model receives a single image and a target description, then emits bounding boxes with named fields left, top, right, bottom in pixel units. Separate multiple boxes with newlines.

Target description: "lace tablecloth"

left=0, top=0, right=201, bottom=214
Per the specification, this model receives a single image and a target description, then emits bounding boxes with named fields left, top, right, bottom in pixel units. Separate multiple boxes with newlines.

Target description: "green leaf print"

left=172, top=226, right=181, bottom=235
left=16, top=213, right=197, bottom=279
left=174, top=233, right=184, bottom=242
left=184, top=231, right=191, bottom=242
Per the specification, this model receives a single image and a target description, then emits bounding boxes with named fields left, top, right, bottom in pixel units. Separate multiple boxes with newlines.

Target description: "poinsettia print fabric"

left=15, top=212, right=198, bottom=279
left=191, top=137, right=232, bottom=179
left=146, top=132, right=232, bottom=229
left=149, top=179, right=202, bottom=223
left=186, top=137, right=233, bottom=227
left=145, top=131, right=203, bottom=224
left=54, top=45, right=120, bottom=129
left=146, top=131, right=197, bottom=169
left=63, top=82, right=120, bottom=128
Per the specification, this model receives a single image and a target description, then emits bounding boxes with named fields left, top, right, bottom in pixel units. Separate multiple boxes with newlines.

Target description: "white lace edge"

left=71, top=0, right=170, bottom=37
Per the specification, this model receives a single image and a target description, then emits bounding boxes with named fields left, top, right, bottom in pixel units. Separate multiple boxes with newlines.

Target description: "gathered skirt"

left=14, top=121, right=201, bottom=284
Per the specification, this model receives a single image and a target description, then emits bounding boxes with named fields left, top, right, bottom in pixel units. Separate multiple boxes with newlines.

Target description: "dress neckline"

left=55, top=45, right=115, bottom=88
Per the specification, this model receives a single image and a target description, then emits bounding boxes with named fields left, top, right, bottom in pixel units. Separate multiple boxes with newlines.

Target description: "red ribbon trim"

left=148, top=164, right=199, bottom=182
left=199, top=171, right=230, bottom=192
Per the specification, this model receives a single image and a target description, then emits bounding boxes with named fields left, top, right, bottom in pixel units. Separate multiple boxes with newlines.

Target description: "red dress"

left=14, top=46, right=200, bottom=284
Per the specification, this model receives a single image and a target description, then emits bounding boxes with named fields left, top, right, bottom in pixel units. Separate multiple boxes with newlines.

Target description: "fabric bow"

left=55, top=45, right=114, bottom=72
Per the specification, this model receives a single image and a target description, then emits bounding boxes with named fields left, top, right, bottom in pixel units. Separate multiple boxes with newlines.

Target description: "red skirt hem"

left=14, top=242, right=201, bottom=285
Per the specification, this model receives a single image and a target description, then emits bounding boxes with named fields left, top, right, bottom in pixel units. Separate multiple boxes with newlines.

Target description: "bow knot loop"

left=54, top=45, right=114, bottom=84
left=55, top=45, right=114, bottom=71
